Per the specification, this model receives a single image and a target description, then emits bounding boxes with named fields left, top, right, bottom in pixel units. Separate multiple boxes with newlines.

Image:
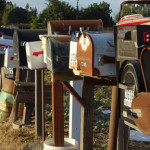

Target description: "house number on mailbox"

left=124, top=90, right=135, bottom=108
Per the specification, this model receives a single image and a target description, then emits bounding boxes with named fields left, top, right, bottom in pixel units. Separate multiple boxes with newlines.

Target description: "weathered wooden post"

left=80, top=77, right=94, bottom=150
left=52, top=81, right=64, bottom=146
left=35, top=69, right=42, bottom=137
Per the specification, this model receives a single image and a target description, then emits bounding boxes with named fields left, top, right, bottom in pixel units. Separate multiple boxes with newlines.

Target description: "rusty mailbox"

left=13, top=29, right=47, bottom=67
left=45, top=20, right=103, bottom=80
left=47, top=19, right=103, bottom=35
left=70, top=32, right=116, bottom=77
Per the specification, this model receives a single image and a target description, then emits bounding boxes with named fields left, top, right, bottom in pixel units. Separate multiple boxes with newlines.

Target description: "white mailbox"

left=26, top=41, right=46, bottom=70
left=70, top=32, right=116, bottom=77
left=4, top=47, right=15, bottom=68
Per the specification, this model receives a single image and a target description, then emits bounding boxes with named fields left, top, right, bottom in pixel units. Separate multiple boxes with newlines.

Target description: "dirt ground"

left=1, top=118, right=150, bottom=150
left=0, top=119, right=42, bottom=150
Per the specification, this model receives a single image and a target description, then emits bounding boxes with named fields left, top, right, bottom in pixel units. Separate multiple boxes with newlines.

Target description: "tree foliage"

left=7, top=7, right=28, bottom=24
left=1, top=2, right=38, bottom=26
left=0, top=0, right=6, bottom=25
left=115, top=4, right=150, bottom=22
left=80, top=2, right=114, bottom=27
left=31, top=0, right=76, bottom=29
left=1, top=0, right=114, bottom=28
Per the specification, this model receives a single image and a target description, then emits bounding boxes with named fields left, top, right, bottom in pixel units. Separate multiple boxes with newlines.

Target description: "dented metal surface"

left=76, top=32, right=116, bottom=77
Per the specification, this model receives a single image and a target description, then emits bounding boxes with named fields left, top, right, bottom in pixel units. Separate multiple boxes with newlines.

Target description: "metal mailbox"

left=71, top=32, right=116, bottom=77
left=26, top=41, right=46, bottom=70
left=47, top=20, right=103, bottom=35
left=0, top=27, right=14, bottom=39
left=0, top=39, right=13, bottom=68
left=115, top=25, right=150, bottom=61
left=4, top=47, right=15, bottom=68
left=39, top=35, right=47, bottom=64
left=13, top=29, right=47, bottom=67
left=69, top=31, right=81, bottom=70
left=46, top=35, right=71, bottom=73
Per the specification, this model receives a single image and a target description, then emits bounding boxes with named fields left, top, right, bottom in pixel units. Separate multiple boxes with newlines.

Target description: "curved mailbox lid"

left=77, top=32, right=115, bottom=77
left=47, top=19, right=103, bottom=35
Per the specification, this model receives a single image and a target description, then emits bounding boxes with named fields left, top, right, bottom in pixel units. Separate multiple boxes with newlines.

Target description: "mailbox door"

left=46, top=36, right=70, bottom=73
left=4, top=47, right=14, bottom=68
left=69, top=32, right=81, bottom=70
left=13, top=29, right=47, bottom=67
left=77, top=33, right=94, bottom=76
left=26, top=41, right=46, bottom=70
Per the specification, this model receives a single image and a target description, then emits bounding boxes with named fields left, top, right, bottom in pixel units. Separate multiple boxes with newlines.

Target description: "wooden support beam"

left=52, top=82, right=64, bottom=146
left=61, top=81, right=84, bottom=107
left=80, top=77, right=94, bottom=150
left=35, top=69, right=42, bottom=137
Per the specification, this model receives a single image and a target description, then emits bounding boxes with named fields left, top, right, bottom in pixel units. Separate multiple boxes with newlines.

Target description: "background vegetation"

left=0, top=0, right=115, bottom=28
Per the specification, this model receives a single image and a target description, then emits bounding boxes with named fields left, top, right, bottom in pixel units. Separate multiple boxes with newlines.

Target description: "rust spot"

left=48, top=19, right=103, bottom=35
left=132, top=92, right=150, bottom=135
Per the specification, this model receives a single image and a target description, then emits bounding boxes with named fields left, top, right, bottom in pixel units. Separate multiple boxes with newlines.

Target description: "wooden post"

left=107, top=86, right=120, bottom=150
left=41, top=69, right=45, bottom=141
left=52, top=81, right=64, bottom=146
left=80, top=77, right=94, bottom=150
left=35, top=69, right=42, bottom=137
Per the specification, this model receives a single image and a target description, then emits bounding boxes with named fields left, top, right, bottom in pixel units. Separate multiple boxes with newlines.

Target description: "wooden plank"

left=61, top=81, right=83, bottom=107
left=80, top=77, right=94, bottom=150
left=10, top=93, right=19, bottom=122
left=35, top=70, right=42, bottom=137
left=52, top=82, right=64, bottom=146
left=51, top=71, right=81, bottom=82
left=1, top=67, right=5, bottom=88
left=22, top=103, right=34, bottom=124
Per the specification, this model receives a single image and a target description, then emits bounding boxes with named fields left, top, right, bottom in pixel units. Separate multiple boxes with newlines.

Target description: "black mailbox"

left=46, top=35, right=71, bottom=73
left=115, top=25, right=150, bottom=61
left=0, top=27, right=14, bottom=38
left=13, top=29, right=47, bottom=67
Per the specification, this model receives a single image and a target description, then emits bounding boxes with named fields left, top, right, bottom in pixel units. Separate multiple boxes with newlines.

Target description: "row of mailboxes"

left=1, top=31, right=116, bottom=79
left=0, top=20, right=117, bottom=81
